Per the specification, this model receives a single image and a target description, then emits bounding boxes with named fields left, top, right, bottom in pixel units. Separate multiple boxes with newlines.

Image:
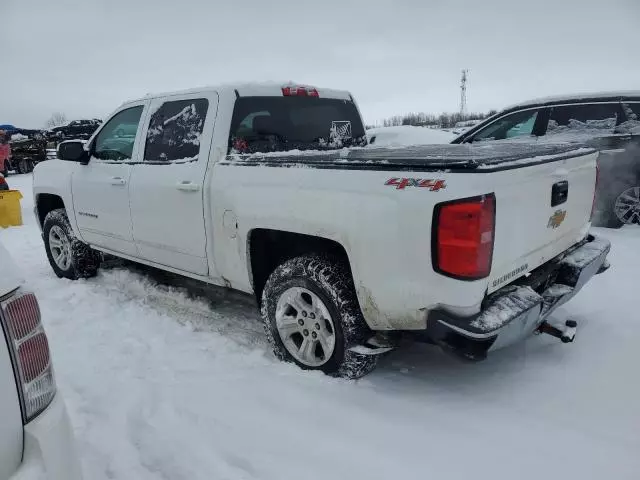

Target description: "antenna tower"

left=460, top=69, right=469, bottom=117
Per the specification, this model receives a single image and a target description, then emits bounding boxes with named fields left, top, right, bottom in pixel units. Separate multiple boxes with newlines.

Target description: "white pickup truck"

left=0, top=242, right=82, bottom=480
left=32, top=83, right=610, bottom=378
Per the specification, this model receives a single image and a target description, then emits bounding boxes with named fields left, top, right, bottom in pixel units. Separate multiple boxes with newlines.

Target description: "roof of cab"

left=128, top=82, right=353, bottom=103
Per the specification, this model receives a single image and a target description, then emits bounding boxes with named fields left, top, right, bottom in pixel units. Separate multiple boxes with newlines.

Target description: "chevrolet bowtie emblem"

left=547, top=209, right=567, bottom=229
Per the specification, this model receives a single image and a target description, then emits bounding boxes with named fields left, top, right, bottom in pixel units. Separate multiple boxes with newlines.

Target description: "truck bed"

left=224, top=142, right=595, bottom=172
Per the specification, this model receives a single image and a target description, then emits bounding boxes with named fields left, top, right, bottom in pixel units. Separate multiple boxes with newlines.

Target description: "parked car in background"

left=452, top=91, right=640, bottom=227
left=48, top=119, right=102, bottom=142
left=33, top=82, right=609, bottom=379
left=0, top=243, right=82, bottom=480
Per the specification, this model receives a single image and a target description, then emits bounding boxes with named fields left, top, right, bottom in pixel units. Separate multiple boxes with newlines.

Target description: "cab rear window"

left=229, top=96, right=366, bottom=154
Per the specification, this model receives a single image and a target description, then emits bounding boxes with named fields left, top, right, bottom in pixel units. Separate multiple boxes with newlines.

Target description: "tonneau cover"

left=224, top=142, right=595, bottom=172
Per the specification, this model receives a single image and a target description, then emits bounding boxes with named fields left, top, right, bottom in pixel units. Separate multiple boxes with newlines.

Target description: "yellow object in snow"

left=0, top=190, right=23, bottom=227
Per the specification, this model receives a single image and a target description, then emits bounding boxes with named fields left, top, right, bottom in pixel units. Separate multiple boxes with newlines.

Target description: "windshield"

left=229, top=96, right=366, bottom=154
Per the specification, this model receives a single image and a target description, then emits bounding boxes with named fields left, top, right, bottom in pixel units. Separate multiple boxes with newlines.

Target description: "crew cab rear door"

left=129, top=92, right=218, bottom=275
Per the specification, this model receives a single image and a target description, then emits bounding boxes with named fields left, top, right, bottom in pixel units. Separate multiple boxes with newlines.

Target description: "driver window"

left=93, top=106, right=144, bottom=161
left=470, top=109, right=539, bottom=142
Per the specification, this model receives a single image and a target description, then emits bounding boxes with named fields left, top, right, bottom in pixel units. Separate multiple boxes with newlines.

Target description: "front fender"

left=32, top=161, right=82, bottom=239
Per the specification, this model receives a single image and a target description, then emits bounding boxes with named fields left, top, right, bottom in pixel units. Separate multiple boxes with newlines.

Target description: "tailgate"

left=487, top=150, right=598, bottom=293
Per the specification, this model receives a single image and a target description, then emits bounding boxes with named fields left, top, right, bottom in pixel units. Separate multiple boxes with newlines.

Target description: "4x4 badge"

left=385, top=178, right=446, bottom=191
left=547, top=209, right=567, bottom=229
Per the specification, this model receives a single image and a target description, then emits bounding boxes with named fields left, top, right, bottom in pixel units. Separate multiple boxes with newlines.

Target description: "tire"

left=43, top=208, right=101, bottom=279
left=613, top=186, right=640, bottom=226
left=261, top=255, right=378, bottom=379
left=17, top=159, right=28, bottom=175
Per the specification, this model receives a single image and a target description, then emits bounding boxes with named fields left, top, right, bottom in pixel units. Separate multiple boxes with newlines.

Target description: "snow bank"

left=1, top=174, right=639, bottom=480
left=367, top=126, right=455, bottom=146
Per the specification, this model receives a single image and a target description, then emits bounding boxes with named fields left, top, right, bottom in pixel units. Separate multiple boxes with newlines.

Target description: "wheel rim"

left=48, top=225, right=72, bottom=270
left=614, top=186, right=640, bottom=225
left=275, top=287, right=336, bottom=367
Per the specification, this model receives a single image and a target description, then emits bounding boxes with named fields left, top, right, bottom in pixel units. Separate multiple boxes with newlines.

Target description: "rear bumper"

left=9, top=394, right=82, bottom=480
left=424, top=234, right=611, bottom=360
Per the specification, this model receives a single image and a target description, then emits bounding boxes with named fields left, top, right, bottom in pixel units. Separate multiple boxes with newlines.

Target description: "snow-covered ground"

left=367, top=125, right=455, bottom=146
left=1, top=173, right=639, bottom=480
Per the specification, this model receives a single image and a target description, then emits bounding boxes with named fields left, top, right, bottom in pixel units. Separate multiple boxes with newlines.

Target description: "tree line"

left=374, top=110, right=498, bottom=129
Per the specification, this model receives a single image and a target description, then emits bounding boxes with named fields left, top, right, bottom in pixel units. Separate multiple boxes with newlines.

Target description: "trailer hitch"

left=538, top=319, right=577, bottom=343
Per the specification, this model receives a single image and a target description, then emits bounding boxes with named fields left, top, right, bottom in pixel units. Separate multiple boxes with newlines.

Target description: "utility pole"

left=460, top=69, right=468, bottom=117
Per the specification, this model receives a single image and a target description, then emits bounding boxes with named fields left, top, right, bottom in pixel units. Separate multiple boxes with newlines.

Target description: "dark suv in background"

left=452, top=92, right=640, bottom=227
left=48, top=119, right=102, bottom=141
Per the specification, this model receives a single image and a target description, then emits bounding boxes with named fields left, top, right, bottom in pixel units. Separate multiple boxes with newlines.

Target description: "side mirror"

left=57, top=140, right=89, bottom=164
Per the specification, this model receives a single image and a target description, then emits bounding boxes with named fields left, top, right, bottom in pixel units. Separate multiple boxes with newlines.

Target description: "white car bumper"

left=9, top=394, right=82, bottom=480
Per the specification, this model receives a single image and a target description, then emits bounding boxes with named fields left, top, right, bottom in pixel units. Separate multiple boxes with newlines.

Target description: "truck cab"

left=34, top=83, right=367, bottom=274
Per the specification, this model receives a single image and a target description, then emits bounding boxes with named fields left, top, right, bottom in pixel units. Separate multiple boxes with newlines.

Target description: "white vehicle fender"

left=32, top=161, right=82, bottom=239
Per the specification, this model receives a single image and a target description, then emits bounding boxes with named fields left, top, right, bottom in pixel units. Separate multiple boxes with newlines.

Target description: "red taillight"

left=0, top=176, right=7, bottom=187
left=1, top=291, right=56, bottom=422
left=282, top=85, right=319, bottom=97
left=433, top=194, right=496, bottom=280
left=591, top=161, right=599, bottom=219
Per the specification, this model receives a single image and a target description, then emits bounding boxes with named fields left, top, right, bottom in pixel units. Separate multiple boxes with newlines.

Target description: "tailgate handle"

left=551, top=181, right=568, bottom=207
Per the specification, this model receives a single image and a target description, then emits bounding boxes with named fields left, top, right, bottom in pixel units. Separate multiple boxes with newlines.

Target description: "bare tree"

left=45, top=112, right=67, bottom=129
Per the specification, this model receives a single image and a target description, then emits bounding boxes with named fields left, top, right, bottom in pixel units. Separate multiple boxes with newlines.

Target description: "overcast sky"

left=2, top=0, right=639, bottom=128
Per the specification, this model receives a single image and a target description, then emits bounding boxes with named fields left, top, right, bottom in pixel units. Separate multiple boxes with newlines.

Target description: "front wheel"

left=261, top=255, right=377, bottom=379
left=43, top=208, right=101, bottom=279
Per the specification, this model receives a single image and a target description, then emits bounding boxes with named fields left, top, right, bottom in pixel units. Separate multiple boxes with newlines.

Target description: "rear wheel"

left=43, top=208, right=101, bottom=279
left=261, top=255, right=378, bottom=379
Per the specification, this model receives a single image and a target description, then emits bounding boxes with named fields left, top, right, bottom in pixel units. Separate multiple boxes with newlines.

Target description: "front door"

left=129, top=93, right=218, bottom=275
left=71, top=103, right=147, bottom=256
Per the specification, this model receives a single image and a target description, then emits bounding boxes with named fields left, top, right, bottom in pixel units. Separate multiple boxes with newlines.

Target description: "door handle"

left=551, top=180, right=569, bottom=207
left=176, top=181, right=200, bottom=192
left=110, top=176, right=126, bottom=186
left=600, top=148, right=626, bottom=155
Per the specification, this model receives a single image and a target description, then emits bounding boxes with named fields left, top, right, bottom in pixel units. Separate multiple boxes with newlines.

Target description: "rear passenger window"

left=546, top=103, right=620, bottom=136
left=144, top=98, right=208, bottom=162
